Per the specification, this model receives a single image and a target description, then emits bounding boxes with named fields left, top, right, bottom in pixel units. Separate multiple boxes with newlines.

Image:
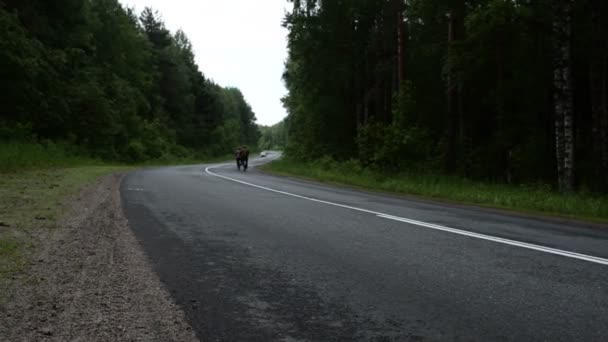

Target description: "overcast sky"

left=118, top=0, right=290, bottom=126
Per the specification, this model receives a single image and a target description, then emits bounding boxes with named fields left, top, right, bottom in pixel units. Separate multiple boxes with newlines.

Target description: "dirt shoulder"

left=0, top=172, right=198, bottom=341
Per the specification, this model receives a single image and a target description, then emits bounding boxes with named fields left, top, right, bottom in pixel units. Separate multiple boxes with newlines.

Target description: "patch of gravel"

left=0, top=173, right=199, bottom=342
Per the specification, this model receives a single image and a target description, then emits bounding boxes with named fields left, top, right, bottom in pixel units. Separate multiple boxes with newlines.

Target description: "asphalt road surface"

left=121, top=153, right=608, bottom=341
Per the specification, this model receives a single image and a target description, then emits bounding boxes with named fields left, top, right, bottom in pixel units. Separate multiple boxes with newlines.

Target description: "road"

left=121, top=153, right=608, bottom=341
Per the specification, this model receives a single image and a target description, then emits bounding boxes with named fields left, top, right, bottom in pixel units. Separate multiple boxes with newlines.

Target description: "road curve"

left=121, top=153, right=608, bottom=341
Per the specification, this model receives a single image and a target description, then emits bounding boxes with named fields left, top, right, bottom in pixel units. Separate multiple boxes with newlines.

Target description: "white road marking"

left=205, top=165, right=608, bottom=266
left=378, top=214, right=608, bottom=266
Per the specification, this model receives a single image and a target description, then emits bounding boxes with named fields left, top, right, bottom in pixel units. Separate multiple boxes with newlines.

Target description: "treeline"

left=282, top=0, right=608, bottom=193
left=258, top=119, right=288, bottom=150
left=0, top=0, right=259, bottom=162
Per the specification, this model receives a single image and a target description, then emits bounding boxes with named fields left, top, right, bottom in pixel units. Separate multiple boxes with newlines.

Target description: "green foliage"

left=0, top=122, right=33, bottom=141
left=357, top=121, right=433, bottom=171
left=259, top=120, right=288, bottom=150
left=282, top=0, right=608, bottom=193
left=0, top=1, right=259, bottom=165
left=0, top=142, right=97, bottom=173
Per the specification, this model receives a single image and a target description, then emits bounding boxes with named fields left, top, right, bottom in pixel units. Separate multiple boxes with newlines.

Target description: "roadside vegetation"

left=1, top=0, right=263, bottom=286
left=0, top=143, right=237, bottom=292
left=271, top=1, right=608, bottom=221
left=0, top=142, right=99, bottom=173
left=263, top=157, right=608, bottom=222
left=0, top=165, right=127, bottom=289
left=281, top=1, right=608, bottom=197
left=1, top=1, right=260, bottom=165
left=258, top=120, right=288, bottom=151
left=0, top=141, right=237, bottom=174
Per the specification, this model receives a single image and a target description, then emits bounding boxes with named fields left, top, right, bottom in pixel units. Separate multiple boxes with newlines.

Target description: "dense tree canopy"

left=0, top=0, right=259, bottom=161
left=282, top=0, right=608, bottom=193
left=259, top=119, right=288, bottom=150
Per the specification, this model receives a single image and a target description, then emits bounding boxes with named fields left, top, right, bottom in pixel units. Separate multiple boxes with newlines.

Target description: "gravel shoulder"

left=0, top=172, right=198, bottom=341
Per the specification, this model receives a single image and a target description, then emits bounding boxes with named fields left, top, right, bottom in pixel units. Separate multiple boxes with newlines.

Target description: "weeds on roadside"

left=263, top=158, right=608, bottom=222
left=0, top=142, right=98, bottom=173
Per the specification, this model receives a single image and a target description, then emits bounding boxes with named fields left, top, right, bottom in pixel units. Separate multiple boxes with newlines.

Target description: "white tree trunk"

left=553, top=0, right=575, bottom=193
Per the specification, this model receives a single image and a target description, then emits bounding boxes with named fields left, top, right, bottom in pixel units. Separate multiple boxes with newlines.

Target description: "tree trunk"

left=445, top=8, right=464, bottom=174
left=602, top=58, right=608, bottom=176
left=496, top=22, right=508, bottom=182
left=590, top=5, right=608, bottom=191
left=396, top=1, right=406, bottom=87
left=553, top=0, right=575, bottom=193
left=445, top=12, right=458, bottom=173
left=444, top=0, right=466, bottom=174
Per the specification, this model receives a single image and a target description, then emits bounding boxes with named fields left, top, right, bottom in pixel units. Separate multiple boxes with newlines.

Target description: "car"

left=260, top=151, right=267, bottom=157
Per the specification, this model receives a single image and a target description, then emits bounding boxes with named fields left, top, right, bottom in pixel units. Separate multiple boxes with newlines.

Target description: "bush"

left=167, top=144, right=187, bottom=158
left=0, top=121, right=33, bottom=141
left=357, top=122, right=433, bottom=171
left=126, top=140, right=146, bottom=162
left=0, top=142, right=96, bottom=172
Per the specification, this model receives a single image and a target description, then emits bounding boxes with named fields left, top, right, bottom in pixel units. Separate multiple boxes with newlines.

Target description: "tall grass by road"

left=0, top=142, right=98, bottom=172
left=0, top=142, right=237, bottom=172
left=262, top=158, right=608, bottom=222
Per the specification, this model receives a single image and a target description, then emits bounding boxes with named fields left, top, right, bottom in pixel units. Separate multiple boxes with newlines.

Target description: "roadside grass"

left=0, top=141, right=100, bottom=173
left=0, top=141, right=239, bottom=172
left=135, top=153, right=236, bottom=167
left=262, top=158, right=608, bottom=223
left=0, top=166, right=132, bottom=289
left=0, top=143, right=240, bottom=290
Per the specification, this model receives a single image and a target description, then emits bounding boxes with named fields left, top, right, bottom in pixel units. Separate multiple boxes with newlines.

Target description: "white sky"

left=118, top=0, right=290, bottom=126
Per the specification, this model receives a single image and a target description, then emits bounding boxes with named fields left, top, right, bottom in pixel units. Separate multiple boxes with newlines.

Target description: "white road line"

left=378, top=214, right=608, bottom=266
left=205, top=165, right=608, bottom=266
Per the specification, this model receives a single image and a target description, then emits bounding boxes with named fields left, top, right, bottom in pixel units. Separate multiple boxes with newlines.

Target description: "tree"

left=259, top=120, right=288, bottom=150
left=281, top=0, right=607, bottom=193
left=588, top=0, right=608, bottom=191
left=0, top=1, right=259, bottom=161
left=552, top=0, right=575, bottom=193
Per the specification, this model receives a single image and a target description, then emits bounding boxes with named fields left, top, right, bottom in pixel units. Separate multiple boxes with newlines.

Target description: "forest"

left=282, top=0, right=608, bottom=193
left=0, top=0, right=260, bottom=162
left=258, top=119, right=288, bottom=151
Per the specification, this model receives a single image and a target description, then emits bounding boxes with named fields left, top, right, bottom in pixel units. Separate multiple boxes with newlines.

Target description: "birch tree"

left=552, top=0, right=575, bottom=192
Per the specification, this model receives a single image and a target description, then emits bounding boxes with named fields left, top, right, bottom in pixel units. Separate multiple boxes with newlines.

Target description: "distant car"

left=260, top=151, right=267, bottom=158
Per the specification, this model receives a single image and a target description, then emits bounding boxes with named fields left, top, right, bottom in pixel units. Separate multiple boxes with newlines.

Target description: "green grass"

left=0, top=142, right=100, bottom=173
left=0, top=143, right=124, bottom=284
left=135, top=153, right=237, bottom=167
left=0, top=141, right=241, bottom=172
left=0, top=166, right=132, bottom=282
left=262, top=158, right=608, bottom=223
left=0, top=141, right=246, bottom=290
left=0, top=240, right=19, bottom=256
left=0, top=142, right=242, bottom=286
